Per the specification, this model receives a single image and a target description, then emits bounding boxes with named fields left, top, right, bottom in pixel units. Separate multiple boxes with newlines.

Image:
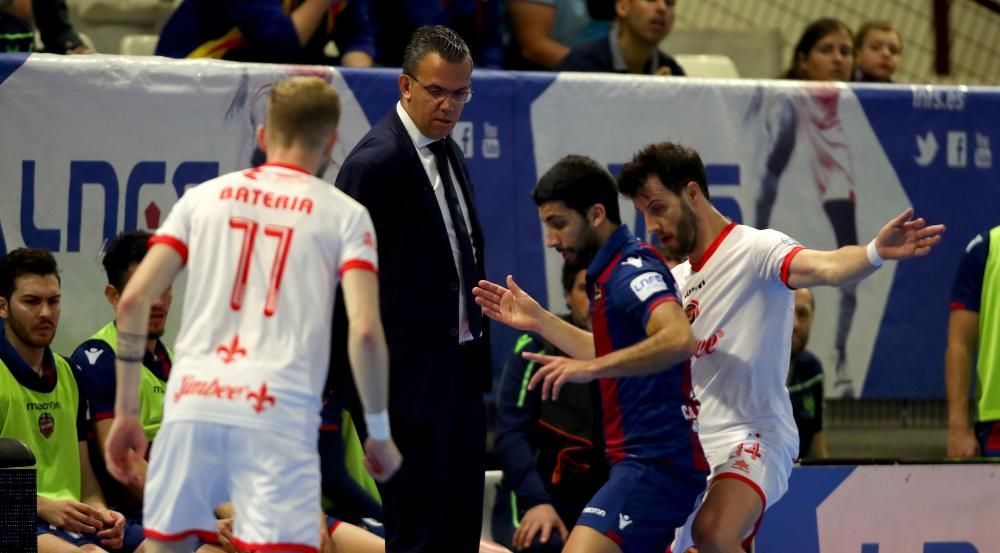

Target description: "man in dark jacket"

left=492, top=261, right=607, bottom=552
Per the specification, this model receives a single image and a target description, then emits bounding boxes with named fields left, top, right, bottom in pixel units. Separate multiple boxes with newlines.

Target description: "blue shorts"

left=575, top=459, right=703, bottom=553
left=37, top=517, right=145, bottom=552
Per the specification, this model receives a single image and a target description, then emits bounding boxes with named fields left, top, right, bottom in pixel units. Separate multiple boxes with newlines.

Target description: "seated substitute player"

left=103, top=76, right=401, bottom=553
left=492, top=260, right=608, bottom=552
left=787, top=288, right=828, bottom=460
left=0, top=248, right=144, bottom=553
left=72, top=230, right=173, bottom=521
left=474, top=155, right=708, bottom=553
left=614, top=142, right=944, bottom=553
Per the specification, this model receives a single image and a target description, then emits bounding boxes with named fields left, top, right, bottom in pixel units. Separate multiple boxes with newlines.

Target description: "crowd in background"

left=3, top=0, right=903, bottom=82
left=9, top=4, right=994, bottom=553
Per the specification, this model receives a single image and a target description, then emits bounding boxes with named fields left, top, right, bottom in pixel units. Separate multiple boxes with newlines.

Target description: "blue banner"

left=1, top=54, right=996, bottom=399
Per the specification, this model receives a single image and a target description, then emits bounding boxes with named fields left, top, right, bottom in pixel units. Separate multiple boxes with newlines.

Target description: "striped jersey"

left=587, top=225, right=707, bottom=472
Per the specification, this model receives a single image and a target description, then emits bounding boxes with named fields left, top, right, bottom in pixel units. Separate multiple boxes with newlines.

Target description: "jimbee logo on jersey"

left=629, top=272, right=668, bottom=301
left=38, top=412, right=55, bottom=438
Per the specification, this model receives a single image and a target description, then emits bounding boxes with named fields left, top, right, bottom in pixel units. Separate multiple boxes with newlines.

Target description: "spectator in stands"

left=0, top=248, right=143, bottom=553
left=783, top=17, right=853, bottom=81
left=1, top=0, right=92, bottom=53
left=70, top=231, right=171, bottom=523
left=946, top=225, right=1000, bottom=458
left=369, top=0, right=504, bottom=68
left=506, top=0, right=612, bottom=69
left=491, top=261, right=608, bottom=553
left=787, top=288, right=829, bottom=460
left=853, top=20, right=902, bottom=82
left=155, top=0, right=375, bottom=66
left=557, top=0, right=684, bottom=75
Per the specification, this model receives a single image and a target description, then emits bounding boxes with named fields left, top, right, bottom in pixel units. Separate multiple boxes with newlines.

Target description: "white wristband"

left=866, top=240, right=884, bottom=267
left=364, top=410, right=391, bottom=441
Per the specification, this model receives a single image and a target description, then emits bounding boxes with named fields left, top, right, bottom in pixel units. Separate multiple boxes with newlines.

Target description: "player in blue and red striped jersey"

left=474, top=155, right=708, bottom=553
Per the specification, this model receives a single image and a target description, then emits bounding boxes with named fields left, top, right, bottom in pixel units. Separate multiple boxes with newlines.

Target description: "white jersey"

left=151, top=163, right=378, bottom=442
left=671, top=223, right=802, bottom=447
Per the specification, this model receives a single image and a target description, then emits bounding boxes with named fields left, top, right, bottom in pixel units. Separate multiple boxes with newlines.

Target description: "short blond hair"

left=266, top=76, right=341, bottom=150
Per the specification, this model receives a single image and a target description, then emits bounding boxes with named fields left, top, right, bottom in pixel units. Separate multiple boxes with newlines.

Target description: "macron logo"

left=83, top=348, right=103, bottom=365
left=618, top=513, right=633, bottom=530
left=966, top=233, right=984, bottom=253
left=915, top=131, right=938, bottom=166
left=621, top=257, right=643, bottom=269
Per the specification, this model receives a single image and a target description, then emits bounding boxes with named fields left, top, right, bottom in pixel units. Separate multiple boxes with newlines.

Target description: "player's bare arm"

left=474, top=275, right=595, bottom=360
left=340, top=267, right=402, bottom=482
left=946, top=309, right=980, bottom=457
left=106, top=244, right=184, bottom=485
left=787, top=208, right=945, bottom=289
left=527, top=300, right=695, bottom=400
left=95, top=418, right=148, bottom=494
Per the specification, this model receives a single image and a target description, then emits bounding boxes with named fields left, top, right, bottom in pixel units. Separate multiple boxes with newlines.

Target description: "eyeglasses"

left=406, top=75, right=474, bottom=104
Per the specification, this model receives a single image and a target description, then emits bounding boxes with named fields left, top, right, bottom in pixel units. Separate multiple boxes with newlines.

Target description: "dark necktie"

left=428, top=139, right=482, bottom=338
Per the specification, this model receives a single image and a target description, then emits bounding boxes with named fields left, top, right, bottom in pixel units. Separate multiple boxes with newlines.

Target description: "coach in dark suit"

left=335, top=25, right=490, bottom=553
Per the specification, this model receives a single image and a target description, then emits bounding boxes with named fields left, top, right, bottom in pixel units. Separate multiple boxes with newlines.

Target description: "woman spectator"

left=783, top=17, right=853, bottom=81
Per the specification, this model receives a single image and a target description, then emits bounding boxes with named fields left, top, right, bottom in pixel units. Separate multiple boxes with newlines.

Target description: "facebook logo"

left=947, top=131, right=968, bottom=168
left=452, top=122, right=474, bottom=158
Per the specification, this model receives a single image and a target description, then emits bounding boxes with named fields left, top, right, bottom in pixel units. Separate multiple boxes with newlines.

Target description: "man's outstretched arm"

left=474, top=275, right=595, bottom=360
left=787, top=208, right=945, bottom=289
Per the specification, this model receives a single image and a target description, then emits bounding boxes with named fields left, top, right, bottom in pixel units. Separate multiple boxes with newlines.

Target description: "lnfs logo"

left=2, top=160, right=220, bottom=255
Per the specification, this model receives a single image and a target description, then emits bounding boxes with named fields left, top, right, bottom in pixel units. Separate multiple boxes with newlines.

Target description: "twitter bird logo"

left=915, top=131, right=938, bottom=166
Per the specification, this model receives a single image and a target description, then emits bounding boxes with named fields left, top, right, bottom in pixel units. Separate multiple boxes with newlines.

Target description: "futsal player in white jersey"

left=103, top=76, right=402, bottom=553
left=617, top=142, right=944, bottom=553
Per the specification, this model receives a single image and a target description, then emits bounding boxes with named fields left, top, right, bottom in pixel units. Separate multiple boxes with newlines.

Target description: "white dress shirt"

left=396, top=102, right=479, bottom=343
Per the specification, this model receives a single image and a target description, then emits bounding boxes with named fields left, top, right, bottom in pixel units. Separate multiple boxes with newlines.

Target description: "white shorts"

left=669, top=429, right=796, bottom=552
left=143, top=421, right=321, bottom=551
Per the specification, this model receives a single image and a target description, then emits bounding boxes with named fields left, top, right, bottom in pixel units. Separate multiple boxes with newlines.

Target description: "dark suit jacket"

left=334, top=109, right=491, bottom=424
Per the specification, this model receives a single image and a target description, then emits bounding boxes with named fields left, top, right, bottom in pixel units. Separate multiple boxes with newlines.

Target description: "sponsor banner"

left=757, top=464, right=999, bottom=552
left=1, top=54, right=997, bottom=398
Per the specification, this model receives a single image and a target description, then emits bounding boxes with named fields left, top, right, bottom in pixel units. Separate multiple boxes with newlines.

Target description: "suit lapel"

left=387, top=112, right=457, bottom=265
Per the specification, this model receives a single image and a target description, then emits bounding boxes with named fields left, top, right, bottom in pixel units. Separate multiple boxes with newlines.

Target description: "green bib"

left=0, top=353, right=81, bottom=501
left=90, top=322, right=169, bottom=440
left=977, top=226, right=1000, bottom=421
left=321, top=409, right=381, bottom=512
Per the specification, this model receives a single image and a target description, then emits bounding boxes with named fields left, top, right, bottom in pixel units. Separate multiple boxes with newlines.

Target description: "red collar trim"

left=690, top=222, right=737, bottom=273
left=259, top=162, right=310, bottom=175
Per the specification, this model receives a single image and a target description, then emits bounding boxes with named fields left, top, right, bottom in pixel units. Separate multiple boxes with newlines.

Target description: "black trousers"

left=380, top=370, right=487, bottom=553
